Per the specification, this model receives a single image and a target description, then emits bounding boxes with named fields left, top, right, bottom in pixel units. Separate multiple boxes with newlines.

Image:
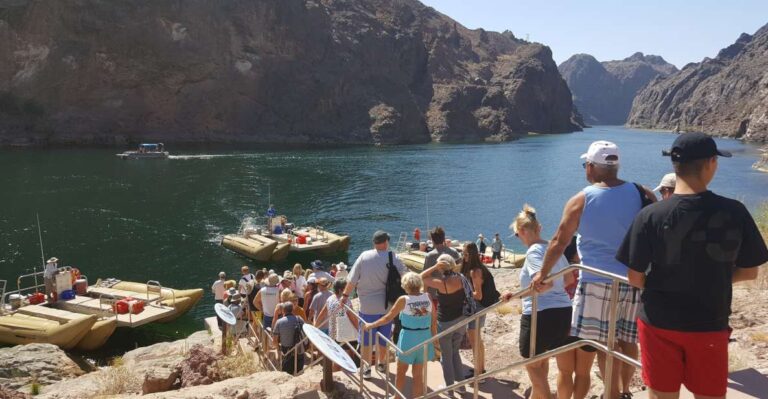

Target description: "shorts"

left=44, top=277, right=55, bottom=296
left=492, top=251, right=502, bottom=261
left=468, top=305, right=486, bottom=330
left=519, top=306, right=572, bottom=358
left=359, top=313, right=392, bottom=346
left=571, top=281, right=640, bottom=343
left=638, top=318, right=730, bottom=397
left=263, top=315, right=274, bottom=330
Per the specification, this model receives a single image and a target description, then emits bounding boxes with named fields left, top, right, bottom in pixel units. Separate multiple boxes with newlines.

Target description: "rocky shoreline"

left=2, top=266, right=766, bottom=398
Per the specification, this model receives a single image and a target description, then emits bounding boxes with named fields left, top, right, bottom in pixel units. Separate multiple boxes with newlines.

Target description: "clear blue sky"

left=419, top=0, right=768, bottom=68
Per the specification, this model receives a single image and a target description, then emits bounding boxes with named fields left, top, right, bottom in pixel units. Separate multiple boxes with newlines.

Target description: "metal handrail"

left=336, top=263, right=638, bottom=399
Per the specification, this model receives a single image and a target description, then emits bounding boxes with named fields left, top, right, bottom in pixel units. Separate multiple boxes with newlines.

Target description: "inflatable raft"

left=221, top=234, right=277, bottom=262
left=0, top=312, right=97, bottom=350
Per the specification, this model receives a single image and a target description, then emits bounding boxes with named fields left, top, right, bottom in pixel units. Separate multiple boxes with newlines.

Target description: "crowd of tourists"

left=210, top=133, right=767, bottom=399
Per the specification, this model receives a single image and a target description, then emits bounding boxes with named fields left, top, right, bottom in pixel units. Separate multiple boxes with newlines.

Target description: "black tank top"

left=479, top=268, right=500, bottom=307
left=437, top=278, right=464, bottom=322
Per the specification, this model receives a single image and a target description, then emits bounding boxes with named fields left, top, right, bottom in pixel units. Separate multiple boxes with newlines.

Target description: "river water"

left=1, top=126, right=767, bottom=355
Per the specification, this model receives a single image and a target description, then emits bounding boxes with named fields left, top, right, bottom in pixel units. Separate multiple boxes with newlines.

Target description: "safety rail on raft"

left=146, top=280, right=176, bottom=308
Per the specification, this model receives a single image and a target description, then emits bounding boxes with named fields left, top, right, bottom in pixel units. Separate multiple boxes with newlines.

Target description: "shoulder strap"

left=388, top=251, right=393, bottom=268
left=634, top=183, right=653, bottom=208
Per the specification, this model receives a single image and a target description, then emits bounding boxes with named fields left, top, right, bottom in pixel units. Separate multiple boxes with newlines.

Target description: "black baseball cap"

left=663, top=132, right=731, bottom=162
left=373, top=230, right=390, bottom=244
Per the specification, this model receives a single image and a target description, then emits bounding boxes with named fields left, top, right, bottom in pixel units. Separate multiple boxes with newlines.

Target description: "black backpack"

left=633, top=183, right=654, bottom=208
left=385, top=252, right=405, bottom=307
left=292, top=318, right=305, bottom=348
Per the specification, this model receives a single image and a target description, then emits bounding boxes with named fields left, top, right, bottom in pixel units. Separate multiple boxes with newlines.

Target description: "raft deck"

left=56, top=295, right=175, bottom=327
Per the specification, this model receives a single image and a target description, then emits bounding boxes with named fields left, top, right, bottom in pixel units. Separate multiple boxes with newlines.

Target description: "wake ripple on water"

left=168, top=154, right=250, bottom=160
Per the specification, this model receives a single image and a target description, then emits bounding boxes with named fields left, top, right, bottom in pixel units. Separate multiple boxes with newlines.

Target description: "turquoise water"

left=1, top=126, right=767, bottom=355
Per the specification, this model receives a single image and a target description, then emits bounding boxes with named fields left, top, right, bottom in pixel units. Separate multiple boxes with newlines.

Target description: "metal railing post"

left=294, top=344, right=299, bottom=375
left=473, top=316, right=480, bottom=399
left=529, top=291, right=538, bottom=359
left=422, top=343, right=429, bottom=398
left=603, top=279, right=620, bottom=399
left=384, top=336, right=390, bottom=399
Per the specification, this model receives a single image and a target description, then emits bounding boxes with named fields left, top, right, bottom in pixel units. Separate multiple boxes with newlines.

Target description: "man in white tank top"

left=255, top=274, right=282, bottom=331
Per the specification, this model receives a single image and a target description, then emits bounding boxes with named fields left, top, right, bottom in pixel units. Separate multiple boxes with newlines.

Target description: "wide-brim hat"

left=337, top=262, right=348, bottom=271
left=47, top=257, right=58, bottom=263
left=226, top=287, right=238, bottom=297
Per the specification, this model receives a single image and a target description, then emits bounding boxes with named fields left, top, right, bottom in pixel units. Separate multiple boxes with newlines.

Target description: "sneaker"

left=376, top=363, right=387, bottom=374
left=362, top=367, right=372, bottom=380
left=620, top=394, right=633, bottom=399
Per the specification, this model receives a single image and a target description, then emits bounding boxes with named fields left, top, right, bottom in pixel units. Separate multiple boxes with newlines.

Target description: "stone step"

left=631, top=368, right=768, bottom=399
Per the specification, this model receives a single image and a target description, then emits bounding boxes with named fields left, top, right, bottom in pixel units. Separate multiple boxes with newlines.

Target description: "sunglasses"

left=582, top=162, right=591, bottom=169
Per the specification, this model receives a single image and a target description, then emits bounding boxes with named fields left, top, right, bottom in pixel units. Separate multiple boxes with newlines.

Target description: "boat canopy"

left=139, top=143, right=160, bottom=149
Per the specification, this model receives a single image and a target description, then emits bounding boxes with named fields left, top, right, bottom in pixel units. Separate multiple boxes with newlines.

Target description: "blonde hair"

left=512, top=204, right=539, bottom=234
left=280, top=288, right=293, bottom=302
left=401, top=272, right=423, bottom=294
left=304, top=269, right=313, bottom=279
left=292, top=263, right=303, bottom=277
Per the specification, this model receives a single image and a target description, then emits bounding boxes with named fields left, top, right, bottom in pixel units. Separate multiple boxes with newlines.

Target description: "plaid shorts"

left=571, top=281, right=640, bottom=344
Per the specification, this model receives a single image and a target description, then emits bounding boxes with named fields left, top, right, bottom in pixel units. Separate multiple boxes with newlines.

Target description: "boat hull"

left=75, top=318, right=118, bottom=351
left=0, top=313, right=97, bottom=350
left=270, top=242, right=291, bottom=262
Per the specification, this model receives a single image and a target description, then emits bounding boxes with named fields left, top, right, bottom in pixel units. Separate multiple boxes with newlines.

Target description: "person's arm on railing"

left=363, top=296, right=406, bottom=331
left=532, top=192, right=584, bottom=291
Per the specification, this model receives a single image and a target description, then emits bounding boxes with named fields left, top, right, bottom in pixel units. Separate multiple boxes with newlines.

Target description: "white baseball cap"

left=581, top=141, right=619, bottom=165
left=653, top=173, right=676, bottom=192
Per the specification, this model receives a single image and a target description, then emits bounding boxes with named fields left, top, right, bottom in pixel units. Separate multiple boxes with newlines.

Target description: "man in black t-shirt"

left=617, top=132, right=768, bottom=399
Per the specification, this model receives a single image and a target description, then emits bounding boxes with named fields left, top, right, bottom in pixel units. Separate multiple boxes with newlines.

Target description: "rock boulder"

left=0, top=343, right=84, bottom=391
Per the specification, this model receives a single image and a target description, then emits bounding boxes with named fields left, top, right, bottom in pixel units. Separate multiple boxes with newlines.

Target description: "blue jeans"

left=438, top=316, right=467, bottom=386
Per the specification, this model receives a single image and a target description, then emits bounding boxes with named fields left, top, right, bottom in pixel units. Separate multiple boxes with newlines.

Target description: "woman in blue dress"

left=364, top=272, right=435, bottom=398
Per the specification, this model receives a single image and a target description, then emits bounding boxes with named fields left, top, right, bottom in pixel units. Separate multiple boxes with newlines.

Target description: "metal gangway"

left=240, top=263, right=641, bottom=398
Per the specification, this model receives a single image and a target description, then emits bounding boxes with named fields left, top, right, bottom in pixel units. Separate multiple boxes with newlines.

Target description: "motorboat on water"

left=0, top=265, right=203, bottom=351
left=221, top=212, right=350, bottom=262
left=116, top=143, right=169, bottom=159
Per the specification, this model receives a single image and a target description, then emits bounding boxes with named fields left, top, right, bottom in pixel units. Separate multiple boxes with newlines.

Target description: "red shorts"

left=638, top=318, right=730, bottom=396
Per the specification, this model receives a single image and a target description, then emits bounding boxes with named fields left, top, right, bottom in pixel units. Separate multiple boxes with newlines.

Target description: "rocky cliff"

left=558, top=52, right=677, bottom=125
left=628, top=24, right=768, bottom=141
left=0, top=0, right=581, bottom=146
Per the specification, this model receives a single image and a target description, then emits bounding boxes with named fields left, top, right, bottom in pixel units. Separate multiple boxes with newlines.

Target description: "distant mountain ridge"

left=0, top=0, right=581, bottom=146
left=628, top=23, right=768, bottom=142
left=558, top=52, right=677, bottom=125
